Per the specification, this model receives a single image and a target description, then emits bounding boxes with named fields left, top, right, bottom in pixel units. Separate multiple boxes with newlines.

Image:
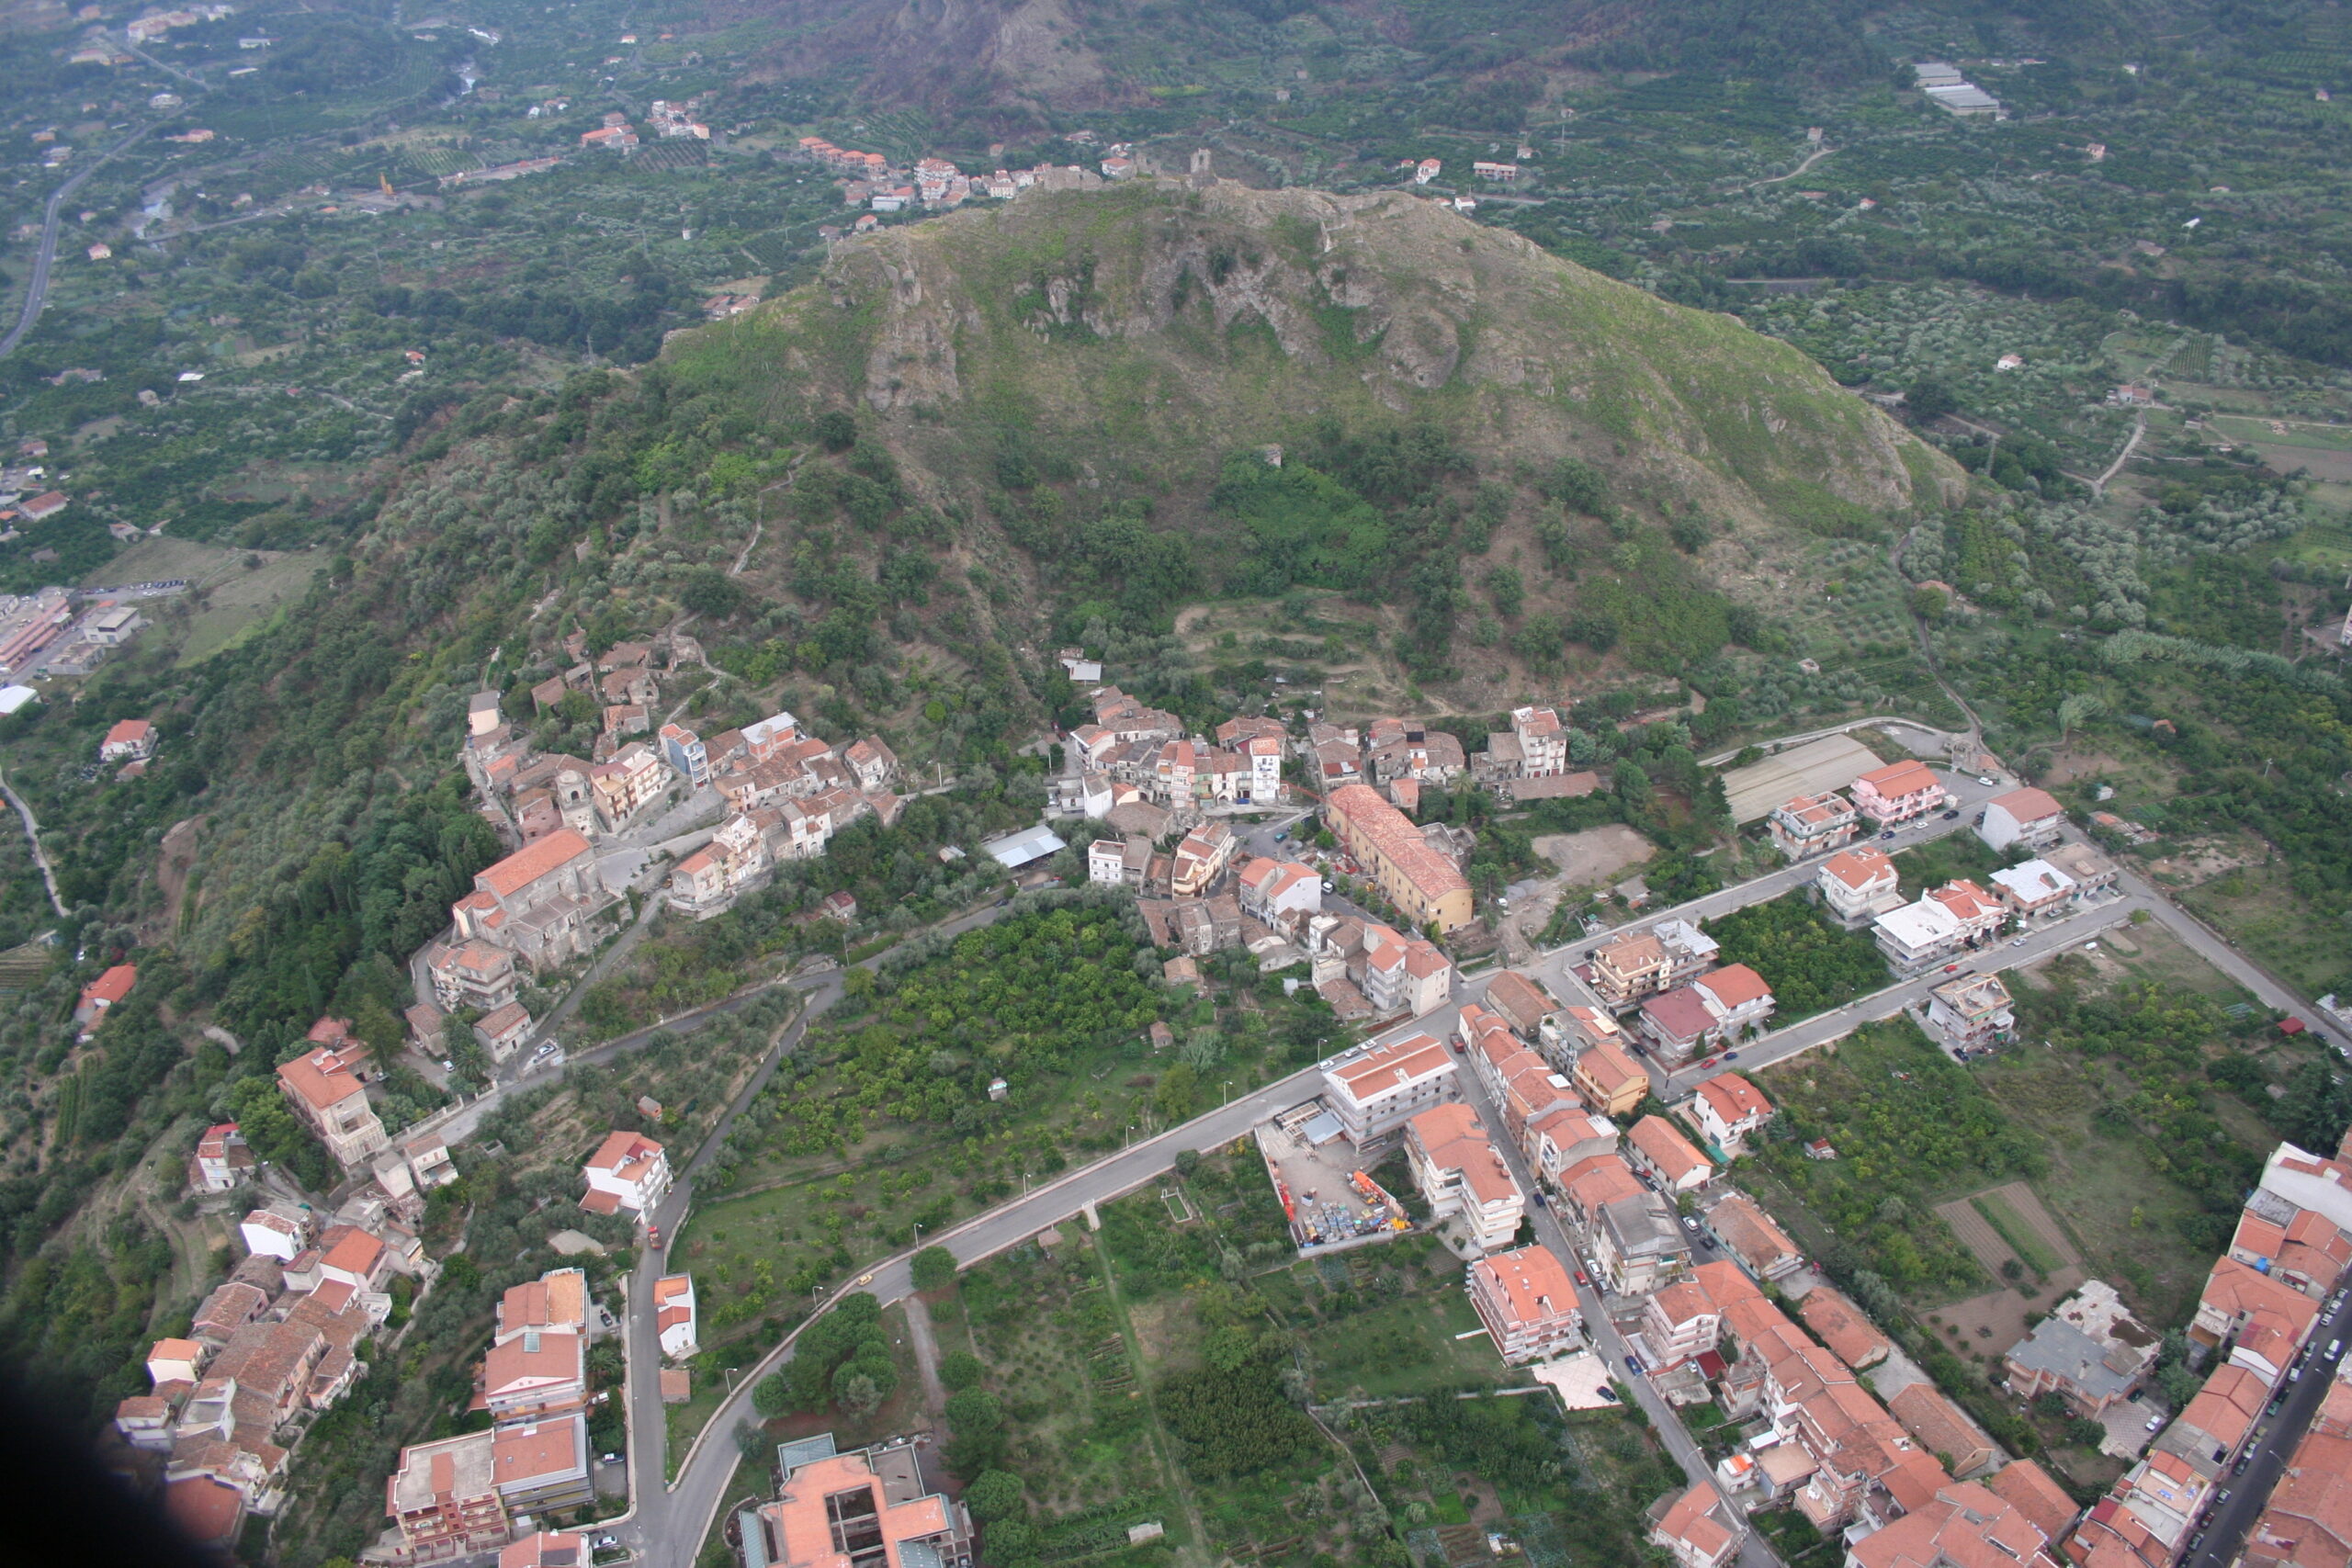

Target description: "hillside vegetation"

left=672, top=180, right=1960, bottom=536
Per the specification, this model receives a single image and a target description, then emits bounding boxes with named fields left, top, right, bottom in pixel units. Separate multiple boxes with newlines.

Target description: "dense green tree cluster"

left=1703, top=896, right=1890, bottom=1024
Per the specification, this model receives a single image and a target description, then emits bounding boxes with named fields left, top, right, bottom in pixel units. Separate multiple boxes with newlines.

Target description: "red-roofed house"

left=1769, top=792, right=1860, bottom=862
left=1816, top=846, right=1902, bottom=926
left=1686, top=1074, right=1775, bottom=1155
left=1694, top=964, right=1775, bottom=1040
left=1467, top=1244, right=1580, bottom=1362
left=1979, top=787, right=2067, bottom=852
left=1984, top=1460, right=2078, bottom=1546
left=1405, top=1103, right=1523, bottom=1251
left=1650, top=1482, right=1744, bottom=1568
left=582, top=1130, right=670, bottom=1218
left=99, top=717, right=154, bottom=761
left=1849, top=759, right=1949, bottom=826
left=1627, top=1115, right=1713, bottom=1193
left=654, top=1274, right=696, bottom=1358
left=482, top=1328, right=584, bottom=1424
left=502, top=1530, right=588, bottom=1568
left=277, top=1040, right=389, bottom=1168
left=1640, top=984, right=1723, bottom=1065
left=75, top=963, right=137, bottom=1036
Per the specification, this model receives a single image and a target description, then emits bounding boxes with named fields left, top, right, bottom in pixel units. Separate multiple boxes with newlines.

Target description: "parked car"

left=1273, top=831, right=1287, bottom=842
left=1880, top=829, right=1897, bottom=840
left=2145, top=1414, right=2165, bottom=1432
left=1574, top=1269, right=1589, bottom=1288
left=1977, top=775, right=1997, bottom=786
left=1321, top=880, right=1335, bottom=894
left=1940, top=808, right=1962, bottom=818
left=1625, top=1356, right=1645, bottom=1375
left=1723, top=1052, right=1741, bottom=1063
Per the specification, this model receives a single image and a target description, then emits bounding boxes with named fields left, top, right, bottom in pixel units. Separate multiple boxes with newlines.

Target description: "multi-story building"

left=1318, top=1033, right=1459, bottom=1147
left=1654, top=919, right=1719, bottom=985
left=497, top=1268, right=588, bottom=1346
left=1593, top=1189, right=1690, bottom=1295
left=1571, top=1040, right=1647, bottom=1119
left=1510, top=705, right=1569, bottom=776
left=1237, top=857, right=1321, bottom=926
left=450, top=829, right=613, bottom=973
left=426, top=939, right=519, bottom=1012
left=669, top=812, right=771, bottom=918
left=1871, top=896, right=1965, bottom=971
left=491, top=1415, right=594, bottom=1516
left=1815, top=846, right=1902, bottom=927
left=1086, top=840, right=1127, bottom=886
left=1404, top=1103, right=1523, bottom=1252
left=1848, top=758, right=1949, bottom=825
left=1990, top=859, right=2077, bottom=920
left=1589, top=931, right=1669, bottom=1010
left=1359, top=924, right=1453, bottom=1017
left=1685, top=1074, right=1773, bottom=1155
left=1483, top=969, right=1556, bottom=1042
left=277, top=1023, right=390, bottom=1169
left=1925, top=974, right=2014, bottom=1051
left=1626, top=1115, right=1713, bottom=1193
left=482, top=1325, right=584, bottom=1424
left=739, top=1432, right=974, bottom=1568
left=588, top=741, right=670, bottom=830
left=1977, top=786, right=2066, bottom=852
left=2003, top=1280, right=2159, bottom=1416
left=1169, top=820, right=1236, bottom=897
left=385, top=1430, right=510, bottom=1562
left=192, top=1123, right=253, bottom=1193
left=1467, top=1244, right=1581, bottom=1363
left=100, top=716, right=156, bottom=761
left=581, top=1130, right=671, bottom=1219
left=1322, top=783, right=1474, bottom=932
left=1768, top=792, right=1859, bottom=861
left=1702, top=1192, right=1803, bottom=1282
left=1693, top=964, right=1774, bottom=1041
left=658, top=722, right=709, bottom=788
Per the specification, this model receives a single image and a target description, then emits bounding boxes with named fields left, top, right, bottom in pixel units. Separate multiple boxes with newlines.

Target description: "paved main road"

left=1445, top=1021, right=1790, bottom=1568
left=631, top=1064, right=1328, bottom=1568
left=2180, top=1290, right=2351, bottom=1568
left=0, top=125, right=149, bottom=360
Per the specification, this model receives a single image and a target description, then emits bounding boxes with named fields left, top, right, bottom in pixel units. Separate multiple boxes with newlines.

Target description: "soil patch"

left=141, top=816, right=202, bottom=947
left=1532, top=824, right=1654, bottom=886
left=1927, top=1275, right=2080, bottom=1361
left=2041, top=750, right=2130, bottom=786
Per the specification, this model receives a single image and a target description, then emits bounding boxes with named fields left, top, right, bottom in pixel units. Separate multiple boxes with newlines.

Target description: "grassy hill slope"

left=671, top=179, right=1962, bottom=537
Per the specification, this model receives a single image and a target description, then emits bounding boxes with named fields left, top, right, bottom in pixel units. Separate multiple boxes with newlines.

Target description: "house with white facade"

left=581, top=1130, right=671, bottom=1219
left=1977, top=787, right=2066, bottom=852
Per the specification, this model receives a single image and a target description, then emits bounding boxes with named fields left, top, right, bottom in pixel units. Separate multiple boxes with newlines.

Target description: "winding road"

left=0, top=125, right=151, bottom=361
left=0, top=768, right=69, bottom=919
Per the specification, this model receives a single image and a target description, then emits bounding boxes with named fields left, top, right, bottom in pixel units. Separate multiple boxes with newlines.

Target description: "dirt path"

left=901, top=1292, right=949, bottom=1420
left=1090, top=1228, right=1214, bottom=1568
left=2093, top=410, right=2148, bottom=496
left=1747, top=142, right=1836, bottom=189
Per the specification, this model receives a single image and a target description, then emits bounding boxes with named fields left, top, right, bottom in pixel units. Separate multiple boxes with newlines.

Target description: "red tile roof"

left=79, top=963, right=137, bottom=1010
left=1696, top=963, right=1771, bottom=1010
left=478, top=828, right=593, bottom=898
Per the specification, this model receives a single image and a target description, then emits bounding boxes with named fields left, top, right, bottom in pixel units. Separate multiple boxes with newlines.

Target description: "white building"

left=1087, top=840, right=1127, bottom=886
left=1404, top=1103, right=1524, bottom=1252
left=1872, top=897, right=1966, bottom=971
left=581, top=1130, right=671, bottom=1219
left=1991, top=859, right=2078, bottom=919
left=1977, top=787, right=2067, bottom=852
left=653, top=1274, right=696, bottom=1358
left=1237, top=857, right=1321, bottom=926
left=1816, top=847, right=1902, bottom=927
left=1319, top=1033, right=1459, bottom=1147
